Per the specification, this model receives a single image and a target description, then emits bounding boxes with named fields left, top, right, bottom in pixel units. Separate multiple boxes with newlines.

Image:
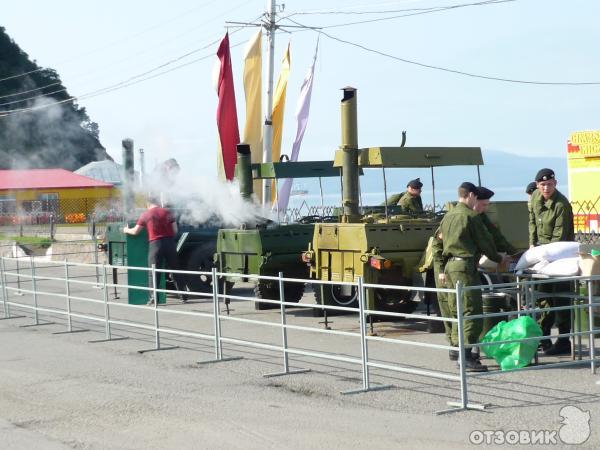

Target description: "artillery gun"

left=303, top=87, right=498, bottom=317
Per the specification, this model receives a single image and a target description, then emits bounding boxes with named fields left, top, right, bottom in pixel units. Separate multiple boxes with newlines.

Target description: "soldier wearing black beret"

left=525, top=181, right=537, bottom=196
left=398, top=178, right=424, bottom=213
left=529, top=168, right=575, bottom=356
left=473, top=186, right=518, bottom=257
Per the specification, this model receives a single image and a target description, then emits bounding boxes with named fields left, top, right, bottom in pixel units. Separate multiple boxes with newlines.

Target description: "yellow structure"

left=567, top=131, right=600, bottom=232
left=0, top=169, right=118, bottom=223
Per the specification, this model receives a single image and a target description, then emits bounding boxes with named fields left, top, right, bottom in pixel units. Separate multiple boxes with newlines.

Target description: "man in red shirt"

left=123, top=197, right=188, bottom=305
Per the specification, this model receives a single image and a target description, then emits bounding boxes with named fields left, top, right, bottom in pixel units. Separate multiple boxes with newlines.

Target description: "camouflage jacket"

left=528, top=189, right=574, bottom=246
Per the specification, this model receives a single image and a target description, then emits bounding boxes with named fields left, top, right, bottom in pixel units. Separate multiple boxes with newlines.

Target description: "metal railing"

left=0, top=256, right=598, bottom=414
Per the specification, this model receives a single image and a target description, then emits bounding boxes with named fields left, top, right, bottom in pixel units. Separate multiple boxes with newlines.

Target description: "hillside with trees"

left=0, top=27, right=110, bottom=170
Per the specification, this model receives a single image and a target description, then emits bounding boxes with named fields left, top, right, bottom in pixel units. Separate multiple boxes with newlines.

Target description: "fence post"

left=342, top=277, right=391, bottom=395
left=278, top=272, right=290, bottom=373
left=1, top=257, right=7, bottom=318
left=65, top=260, right=72, bottom=332
left=212, top=267, right=222, bottom=360
left=49, top=214, right=55, bottom=240
left=31, top=256, right=39, bottom=325
left=15, top=256, right=22, bottom=295
left=588, top=279, right=596, bottom=374
left=151, top=264, right=160, bottom=350
left=455, top=281, right=468, bottom=409
left=0, top=257, right=11, bottom=318
left=102, top=263, right=111, bottom=340
left=93, top=222, right=100, bottom=287
left=358, top=277, right=370, bottom=391
left=264, top=272, right=313, bottom=377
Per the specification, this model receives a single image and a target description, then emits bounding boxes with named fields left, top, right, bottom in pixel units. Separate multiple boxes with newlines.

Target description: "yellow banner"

left=243, top=30, right=263, bottom=199
left=271, top=43, right=291, bottom=204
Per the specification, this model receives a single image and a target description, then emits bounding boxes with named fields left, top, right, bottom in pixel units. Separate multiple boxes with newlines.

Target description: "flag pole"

left=262, top=0, right=276, bottom=206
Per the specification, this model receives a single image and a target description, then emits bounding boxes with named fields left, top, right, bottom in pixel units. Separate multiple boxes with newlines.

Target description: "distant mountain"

left=0, top=27, right=110, bottom=170
left=287, top=149, right=568, bottom=209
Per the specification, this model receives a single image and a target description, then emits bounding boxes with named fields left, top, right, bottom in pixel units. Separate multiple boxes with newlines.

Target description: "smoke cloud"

left=131, top=158, right=275, bottom=228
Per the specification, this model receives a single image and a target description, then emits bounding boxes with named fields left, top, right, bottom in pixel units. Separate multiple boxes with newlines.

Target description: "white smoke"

left=133, top=159, right=275, bottom=228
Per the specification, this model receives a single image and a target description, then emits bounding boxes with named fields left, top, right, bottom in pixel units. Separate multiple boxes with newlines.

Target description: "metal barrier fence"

left=0, top=256, right=599, bottom=414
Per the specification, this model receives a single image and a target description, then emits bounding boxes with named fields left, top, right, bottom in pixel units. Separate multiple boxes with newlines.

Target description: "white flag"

left=277, top=40, right=319, bottom=211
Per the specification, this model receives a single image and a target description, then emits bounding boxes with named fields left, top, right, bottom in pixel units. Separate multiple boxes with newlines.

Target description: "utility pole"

left=262, top=0, right=277, bottom=206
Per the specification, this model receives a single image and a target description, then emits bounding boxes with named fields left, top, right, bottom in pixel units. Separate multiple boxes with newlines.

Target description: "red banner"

left=216, top=33, right=240, bottom=181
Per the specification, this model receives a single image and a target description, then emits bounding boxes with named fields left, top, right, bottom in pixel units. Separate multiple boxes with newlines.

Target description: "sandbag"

left=481, top=316, right=542, bottom=370
left=515, top=242, right=580, bottom=271
left=537, top=257, right=581, bottom=277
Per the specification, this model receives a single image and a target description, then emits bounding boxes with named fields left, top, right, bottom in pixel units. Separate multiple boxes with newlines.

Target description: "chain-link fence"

left=2, top=196, right=599, bottom=241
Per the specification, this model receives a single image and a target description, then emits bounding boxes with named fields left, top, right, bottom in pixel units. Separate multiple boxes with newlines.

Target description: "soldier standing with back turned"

left=439, top=182, right=508, bottom=372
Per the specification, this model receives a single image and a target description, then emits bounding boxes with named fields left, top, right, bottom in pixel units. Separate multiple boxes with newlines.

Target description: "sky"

left=2, top=0, right=599, bottom=200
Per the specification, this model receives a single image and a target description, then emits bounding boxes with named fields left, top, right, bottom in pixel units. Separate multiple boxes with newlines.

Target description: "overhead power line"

left=0, top=39, right=245, bottom=117
left=0, top=0, right=247, bottom=85
left=284, top=0, right=513, bottom=17
left=283, top=17, right=600, bottom=86
left=282, top=0, right=515, bottom=29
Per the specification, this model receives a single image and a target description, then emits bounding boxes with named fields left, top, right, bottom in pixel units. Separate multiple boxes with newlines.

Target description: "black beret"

left=459, top=181, right=478, bottom=194
left=535, top=168, right=555, bottom=182
left=526, top=181, right=537, bottom=195
left=476, top=186, right=495, bottom=200
left=407, top=177, right=423, bottom=189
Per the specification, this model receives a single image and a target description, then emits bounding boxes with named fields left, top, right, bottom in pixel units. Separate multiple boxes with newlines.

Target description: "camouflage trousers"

left=536, top=280, right=574, bottom=339
left=445, top=259, right=482, bottom=346
left=433, top=263, right=452, bottom=344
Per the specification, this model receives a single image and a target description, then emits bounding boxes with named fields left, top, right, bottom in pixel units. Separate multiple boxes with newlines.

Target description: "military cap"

left=535, top=168, right=555, bottom=182
left=476, top=186, right=495, bottom=200
left=459, top=181, right=478, bottom=194
left=407, top=178, right=423, bottom=189
left=525, top=181, right=537, bottom=195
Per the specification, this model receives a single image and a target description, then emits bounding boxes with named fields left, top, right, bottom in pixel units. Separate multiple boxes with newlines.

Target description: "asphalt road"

left=0, top=262, right=599, bottom=449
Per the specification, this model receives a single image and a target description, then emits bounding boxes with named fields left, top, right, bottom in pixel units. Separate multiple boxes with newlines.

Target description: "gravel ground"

left=0, top=261, right=599, bottom=449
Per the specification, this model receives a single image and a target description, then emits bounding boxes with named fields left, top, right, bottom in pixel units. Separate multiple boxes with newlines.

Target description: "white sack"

left=537, top=257, right=581, bottom=277
left=515, top=242, right=580, bottom=271
left=479, top=253, right=507, bottom=271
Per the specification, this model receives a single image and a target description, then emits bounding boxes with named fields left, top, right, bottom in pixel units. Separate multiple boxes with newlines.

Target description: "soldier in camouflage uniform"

left=431, top=228, right=454, bottom=358
left=475, top=187, right=518, bottom=255
left=526, top=181, right=537, bottom=212
left=528, top=168, right=575, bottom=356
left=439, top=182, right=506, bottom=372
left=398, top=178, right=424, bottom=213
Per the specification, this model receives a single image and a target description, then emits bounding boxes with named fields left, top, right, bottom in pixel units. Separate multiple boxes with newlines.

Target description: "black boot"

left=449, top=350, right=459, bottom=361
left=538, top=338, right=552, bottom=352
left=544, top=338, right=571, bottom=356
left=457, top=349, right=488, bottom=372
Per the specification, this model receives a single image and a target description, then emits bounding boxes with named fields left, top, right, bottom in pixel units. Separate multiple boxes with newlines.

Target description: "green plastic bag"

left=481, top=316, right=542, bottom=370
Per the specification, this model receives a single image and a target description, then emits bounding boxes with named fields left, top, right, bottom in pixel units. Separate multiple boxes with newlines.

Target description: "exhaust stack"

left=340, top=87, right=360, bottom=223
left=122, top=138, right=135, bottom=218
left=237, top=143, right=253, bottom=201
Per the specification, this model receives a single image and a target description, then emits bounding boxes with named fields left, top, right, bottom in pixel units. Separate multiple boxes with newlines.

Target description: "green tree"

left=0, top=27, right=110, bottom=170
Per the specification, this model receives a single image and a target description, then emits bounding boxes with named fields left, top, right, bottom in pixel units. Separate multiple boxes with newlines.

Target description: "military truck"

left=215, top=144, right=347, bottom=309
left=303, top=87, right=528, bottom=317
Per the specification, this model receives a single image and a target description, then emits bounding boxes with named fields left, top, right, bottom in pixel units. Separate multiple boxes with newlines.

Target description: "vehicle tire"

left=254, top=280, right=305, bottom=310
left=372, top=268, right=419, bottom=316
left=185, top=244, right=217, bottom=297
left=312, top=283, right=358, bottom=317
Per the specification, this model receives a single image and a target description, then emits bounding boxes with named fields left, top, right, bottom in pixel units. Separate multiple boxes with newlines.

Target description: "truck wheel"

left=254, top=281, right=305, bottom=310
left=185, top=245, right=217, bottom=296
left=312, top=283, right=357, bottom=317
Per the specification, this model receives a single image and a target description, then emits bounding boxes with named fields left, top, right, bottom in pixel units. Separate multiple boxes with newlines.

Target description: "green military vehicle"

left=215, top=144, right=346, bottom=309
left=303, top=87, right=528, bottom=317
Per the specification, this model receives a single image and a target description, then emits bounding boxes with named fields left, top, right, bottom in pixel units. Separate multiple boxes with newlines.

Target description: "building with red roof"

left=0, top=168, right=117, bottom=222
